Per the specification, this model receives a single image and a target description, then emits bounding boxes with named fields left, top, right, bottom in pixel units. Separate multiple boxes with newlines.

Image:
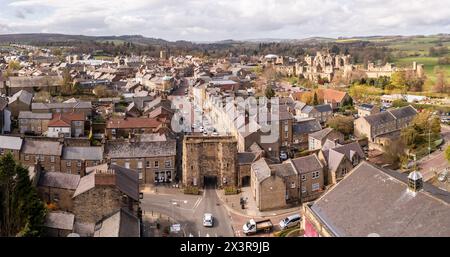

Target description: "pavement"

left=216, top=186, right=302, bottom=237
left=418, top=124, right=450, bottom=181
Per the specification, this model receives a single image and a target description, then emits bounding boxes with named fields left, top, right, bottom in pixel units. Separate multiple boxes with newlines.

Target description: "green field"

left=393, top=56, right=450, bottom=92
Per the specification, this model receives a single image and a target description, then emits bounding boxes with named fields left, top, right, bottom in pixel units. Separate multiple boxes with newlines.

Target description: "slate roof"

left=106, top=117, right=161, bottom=129
left=73, top=172, right=96, bottom=197
left=238, top=152, right=258, bottom=165
left=293, top=118, right=321, bottom=134
left=93, top=209, right=140, bottom=237
left=62, top=146, right=103, bottom=161
left=291, top=154, right=323, bottom=174
left=0, top=135, right=23, bottom=150
left=314, top=104, right=332, bottom=113
left=363, top=105, right=417, bottom=126
left=18, top=111, right=52, bottom=120
left=389, top=105, right=418, bottom=119
left=309, top=128, right=333, bottom=140
left=310, top=161, right=450, bottom=236
left=9, top=90, right=32, bottom=105
left=8, top=75, right=62, bottom=88
left=22, top=139, right=62, bottom=156
left=271, top=161, right=298, bottom=177
left=105, top=140, right=176, bottom=158
left=251, top=158, right=271, bottom=182
left=38, top=171, right=80, bottom=190
left=44, top=211, right=75, bottom=231
left=111, top=164, right=140, bottom=201
left=32, top=101, right=92, bottom=111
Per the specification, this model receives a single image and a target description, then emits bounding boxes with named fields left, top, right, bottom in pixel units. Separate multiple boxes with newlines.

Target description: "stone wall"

left=182, top=136, right=238, bottom=188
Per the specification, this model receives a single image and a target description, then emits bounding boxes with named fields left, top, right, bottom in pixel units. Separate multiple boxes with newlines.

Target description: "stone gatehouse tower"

left=182, top=135, right=237, bottom=188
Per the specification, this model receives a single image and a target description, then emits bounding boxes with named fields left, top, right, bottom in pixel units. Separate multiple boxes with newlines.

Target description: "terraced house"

left=354, top=105, right=418, bottom=142
left=105, top=136, right=176, bottom=184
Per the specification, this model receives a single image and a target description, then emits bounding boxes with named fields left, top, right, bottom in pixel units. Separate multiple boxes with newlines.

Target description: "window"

left=342, top=167, right=348, bottom=175
left=290, top=182, right=296, bottom=189
left=138, top=171, right=143, bottom=180
left=111, top=129, right=116, bottom=134
left=77, top=161, right=82, bottom=167
left=146, top=161, right=150, bottom=168
left=301, top=186, right=306, bottom=193
left=50, top=166, right=55, bottom=172
left=0, top=149, right=4, bottom=155
left=50, top=156, right=55, bottom=163
left=165, top=160, right=171, bottom=168
left=137, top=161, right=143, bottom=169
left=125, top=162, right=130, bottom=169
left=312, top=183, right=320, bottom=191
left=154, top=161, right=159, bottom=168
left=25, top=155, right=30, bottom=161
left=285, top=131, right=289, bottom=138
left=67, top=162, right=71, bottom=167
left=312, top=171, right=320, bottom=179
left=301, top=174, right=306, bottom=181
left=93, top=161, right=98, bottom=166
left=284, top=125, right=289, bottom=132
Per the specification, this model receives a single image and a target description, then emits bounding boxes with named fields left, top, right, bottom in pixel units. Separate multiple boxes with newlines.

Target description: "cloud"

left=0, top=0, right=448, bottom=41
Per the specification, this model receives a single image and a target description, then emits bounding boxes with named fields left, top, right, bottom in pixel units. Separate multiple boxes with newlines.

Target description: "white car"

left=203, top=213, right=214, bottom=227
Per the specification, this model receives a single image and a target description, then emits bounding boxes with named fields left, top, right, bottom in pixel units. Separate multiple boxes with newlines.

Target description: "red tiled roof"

left=318, top=88, right=348, bottom=103
left=106, top=117, right=162, bottom=129
left=48, top=113, right=85, bottom=127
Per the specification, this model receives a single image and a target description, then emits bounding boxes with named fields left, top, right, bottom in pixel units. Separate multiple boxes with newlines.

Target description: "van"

left=279, top=214, right=301, bottom=230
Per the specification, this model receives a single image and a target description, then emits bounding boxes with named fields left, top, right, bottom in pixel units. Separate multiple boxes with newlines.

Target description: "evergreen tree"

left=313, top=92, right=319, bottom=105
left=0, top=153, right=46, bottom=237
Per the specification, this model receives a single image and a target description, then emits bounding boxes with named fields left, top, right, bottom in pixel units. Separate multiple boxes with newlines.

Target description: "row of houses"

left=0, top=134, right=177, bottom=184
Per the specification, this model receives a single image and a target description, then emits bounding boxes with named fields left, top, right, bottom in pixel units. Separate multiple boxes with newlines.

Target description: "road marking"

left=193, top=197, right=203, bottom=210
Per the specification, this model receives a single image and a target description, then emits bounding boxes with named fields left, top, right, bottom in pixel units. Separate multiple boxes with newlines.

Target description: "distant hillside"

left=0, top=33, right=172, bottom=46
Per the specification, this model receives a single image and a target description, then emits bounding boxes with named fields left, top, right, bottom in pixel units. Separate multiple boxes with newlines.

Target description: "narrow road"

left=418, top=124, right=450, bottom=181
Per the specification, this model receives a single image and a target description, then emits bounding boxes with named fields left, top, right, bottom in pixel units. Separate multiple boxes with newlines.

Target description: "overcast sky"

left=0, top=0, right=449, bottom=42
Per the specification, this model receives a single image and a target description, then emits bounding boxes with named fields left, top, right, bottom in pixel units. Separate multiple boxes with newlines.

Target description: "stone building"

left=105, top=137, right=176, bottom=184
left=18, top=111, right=52, bottom=135
left=182, top=135, right=238, bottom=188
left=72, top=164, right=140, bottom=224
left=303, top=161, right=450, bottom=237
left=0, top=135, right=23, bottom=161
left=354, top=105, right=417, bottom=142
left=20, top=139, right=63, bottom=172
left=295, top=51, right=351, bottom=83
left=308, top=128, right=344, bottom=151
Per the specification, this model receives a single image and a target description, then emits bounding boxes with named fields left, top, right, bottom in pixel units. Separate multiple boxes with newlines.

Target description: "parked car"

left=203, top=213, right=214, bottom=227
left=280, top=151, right=288, bottom=161
left=279, top=214, right=301, bottom=230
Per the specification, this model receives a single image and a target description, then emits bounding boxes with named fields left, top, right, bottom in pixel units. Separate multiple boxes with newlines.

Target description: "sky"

left=0, top=0, right=449, bottom=42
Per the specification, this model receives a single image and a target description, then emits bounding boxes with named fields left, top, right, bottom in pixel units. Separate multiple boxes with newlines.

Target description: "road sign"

left=170, top=224, right=181, bottom=233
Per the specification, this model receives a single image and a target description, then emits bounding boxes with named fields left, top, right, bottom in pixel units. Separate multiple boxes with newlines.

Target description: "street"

left=419, top=124, right=450, bottom=181
left=141, top=185, right=234, bottom=237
